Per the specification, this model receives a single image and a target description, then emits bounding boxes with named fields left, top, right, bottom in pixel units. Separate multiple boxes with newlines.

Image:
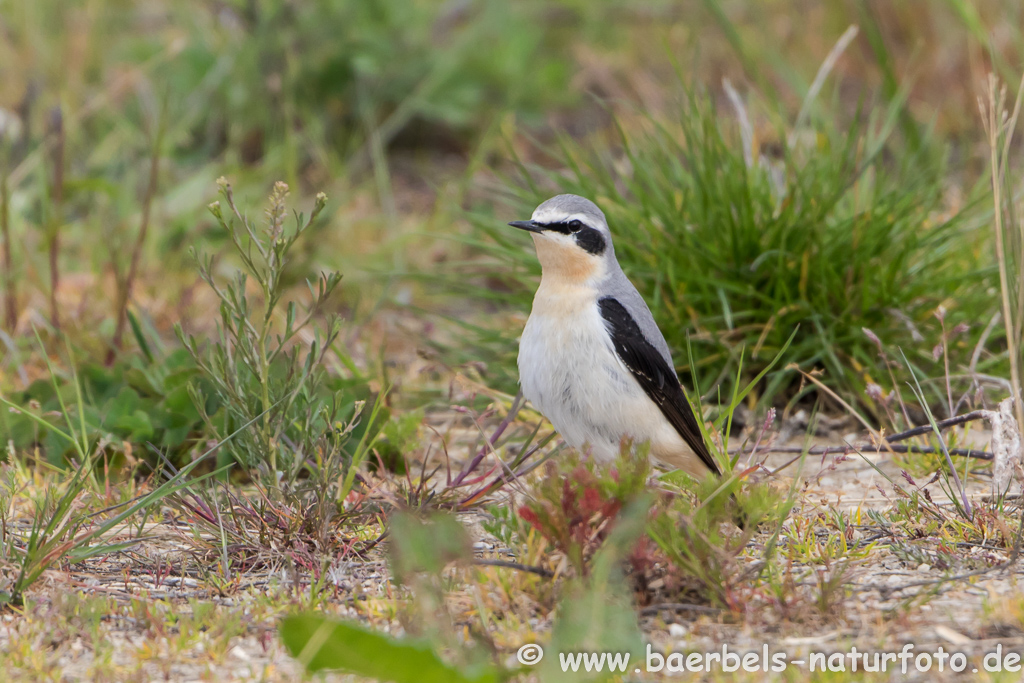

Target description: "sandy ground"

left=4, top=410, right=1021, bottom=682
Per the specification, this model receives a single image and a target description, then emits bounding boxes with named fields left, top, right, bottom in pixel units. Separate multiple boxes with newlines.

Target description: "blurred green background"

left=0, top=0, right=1021, bottom=462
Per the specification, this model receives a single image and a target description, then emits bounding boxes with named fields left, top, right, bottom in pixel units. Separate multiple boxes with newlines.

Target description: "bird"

left=509, top=194, right=720, bottom=479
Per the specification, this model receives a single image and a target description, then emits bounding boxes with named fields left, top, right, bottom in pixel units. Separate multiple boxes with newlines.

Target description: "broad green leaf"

left=280, top=615, right=501, bottom=683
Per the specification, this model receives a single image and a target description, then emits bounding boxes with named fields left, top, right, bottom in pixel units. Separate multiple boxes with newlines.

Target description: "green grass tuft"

left=465, top=87, right=996, bottom=410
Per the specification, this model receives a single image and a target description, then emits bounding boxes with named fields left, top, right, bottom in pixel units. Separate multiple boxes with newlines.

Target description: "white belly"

left=517, top=283, right=692, bottom=466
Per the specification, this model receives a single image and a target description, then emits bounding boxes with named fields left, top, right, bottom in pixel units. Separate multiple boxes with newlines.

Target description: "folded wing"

left=598, top=297, right=719, bottom=474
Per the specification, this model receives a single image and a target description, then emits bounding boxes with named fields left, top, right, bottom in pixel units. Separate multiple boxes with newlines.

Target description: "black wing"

left=598, top=297, right=719, bottom=474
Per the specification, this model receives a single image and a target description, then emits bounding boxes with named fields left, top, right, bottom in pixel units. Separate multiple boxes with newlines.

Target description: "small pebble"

left=668, top=623, right=687, bottom=637
left=918, top=564, right=931, bottom=572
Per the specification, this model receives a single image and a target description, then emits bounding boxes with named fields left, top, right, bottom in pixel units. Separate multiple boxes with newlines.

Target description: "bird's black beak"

left=508, top=220, right=543, bottom=233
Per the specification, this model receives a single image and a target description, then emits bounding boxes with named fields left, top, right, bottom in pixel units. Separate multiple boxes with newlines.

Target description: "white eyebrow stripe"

left=530, top=210, right=597, bottom=226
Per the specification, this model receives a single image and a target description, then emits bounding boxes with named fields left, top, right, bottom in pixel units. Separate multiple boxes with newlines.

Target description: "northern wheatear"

left=510, top=194, right=719, bottom=478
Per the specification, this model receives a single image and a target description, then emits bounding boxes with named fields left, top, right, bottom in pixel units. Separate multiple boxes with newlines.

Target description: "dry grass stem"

left=980, top=72, right=1024, bottom=451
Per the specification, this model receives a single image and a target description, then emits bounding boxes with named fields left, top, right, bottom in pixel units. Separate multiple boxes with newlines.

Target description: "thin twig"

left=639, top=603, right=720, bottom=616
left=854, top=554, right=1019, bottom=596
left=46, top=107, right=64, bottom=333
left=0, top=87, right=33, bottom=333
left=457, top=436, right=555, bottom=508
left=883, top=410, right=989, bottom=443
left=449, top=392, right=523, bottom=488
left=1, top=148, right=13, bottom=332
left=737, top=444, right=992, bottom=461
left=108, top=100, right=165, bottom=363
left=473, top=559, right=554, bottom=578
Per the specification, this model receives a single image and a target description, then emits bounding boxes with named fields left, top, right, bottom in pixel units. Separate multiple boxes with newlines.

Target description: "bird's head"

left=508, top=194, right=613, bottom=284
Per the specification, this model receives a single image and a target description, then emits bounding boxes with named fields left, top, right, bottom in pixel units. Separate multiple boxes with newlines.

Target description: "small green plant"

left=482, top=503, right=531, bottom=548
left=0, top=440, right=235, bottom=607
left=1, top=338, right=210, bottom=467
left=517, top=447, right=651, bottom=577
left=647, top=472, right=782, bottom=610
left=0, top=343, right=244, bottom=607
left=178, top=179, right=372, bottom=489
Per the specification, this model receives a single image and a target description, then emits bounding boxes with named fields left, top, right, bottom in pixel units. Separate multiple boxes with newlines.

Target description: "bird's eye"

left=568, top=219, right=583, bottom=231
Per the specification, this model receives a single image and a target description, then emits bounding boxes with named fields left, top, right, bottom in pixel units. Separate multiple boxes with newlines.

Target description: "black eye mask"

left=573, top=226, right=606, bottom=255
left=542, top=219, right=583, bottom=234
left=538, top=220, right=607, bottom=255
